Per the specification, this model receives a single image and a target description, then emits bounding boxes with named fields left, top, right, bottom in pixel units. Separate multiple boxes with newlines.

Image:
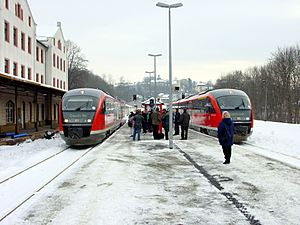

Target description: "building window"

left=60, top=58, right=62, bottom=70
left=60, top=80, right=62, bottom=88
left=41, top=75, right=44, bottom=84
left=53, top=53, right=56, bottom=67
left=6, top=100, right=15, bottom=123
left=53, top=77, right=56, bottom=87
left=21, top=65, right=25, bottom=78
left=28, top=36, right=32, bottom=54
left=21, top=32, right=25, bottom=50
left=13, top=62, right=18, bottom=76
left=5, top=59, right=10, bottom=74
left=63, top=81, right=66, bottom=90
left=20, top=8, right=23, bottom=20
left=57, top=56, right=59, bottom=69
left=36, top=73, right=39, bottom=82
left=63, top=60, right=66, bottom=72
left=13, top=27, right=18, bottom=47
left=4, top=21, right=10, bottom=43
left=57, top=79, right=59, bottom=88
left=5, top=0, right=9, bottom=9
left=41, top=49, right=44, bottom=63
left=53, top=38, right=55, bottom=46
left=63, top=46, right=65, bottom=53
left=36, top=47, right=39, bottom=61
left=28, top=67, right=32, bottom=80
left=28, top=16, right=31, bottom=27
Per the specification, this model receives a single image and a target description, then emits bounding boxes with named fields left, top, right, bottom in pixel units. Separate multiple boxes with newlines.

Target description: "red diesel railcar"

left=59, top=88, right=127, bottom=146
left=173, top=89, right=254, bottom=142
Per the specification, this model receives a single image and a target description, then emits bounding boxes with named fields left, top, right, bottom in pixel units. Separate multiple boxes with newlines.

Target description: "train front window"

left=62, top=95, right=98, bottom=111
left=217, top=95, right=251, bottom=110
left=62, top=95, right=99, bottom=124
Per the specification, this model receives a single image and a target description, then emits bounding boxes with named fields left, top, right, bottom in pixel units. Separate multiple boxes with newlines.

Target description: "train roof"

left=63, top=88, right=104, bottom=98
left=208, top=89, right=249, bottom=98
left=174, top=89, right=249, bottom=104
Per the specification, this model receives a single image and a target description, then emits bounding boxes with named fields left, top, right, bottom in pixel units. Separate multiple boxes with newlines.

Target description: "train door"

left=205, top=98, right=217, bottom=134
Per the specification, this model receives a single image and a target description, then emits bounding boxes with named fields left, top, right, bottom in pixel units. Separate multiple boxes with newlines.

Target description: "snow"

left=0, top=120, right=299, bottom=224
left=246, top=120, right=300, bottom=169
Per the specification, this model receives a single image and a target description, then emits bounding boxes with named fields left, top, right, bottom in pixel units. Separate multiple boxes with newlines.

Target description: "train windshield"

left=62, top=95, right=98, bottom=111
left=216, top=95, right=251, bottom=110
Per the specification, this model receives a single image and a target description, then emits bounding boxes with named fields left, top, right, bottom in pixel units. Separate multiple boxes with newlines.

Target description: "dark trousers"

left=174, top=123, right=180, bottom=135
left=164, top=129, right=169, bottom=140
left=181, top=125, right=188, bottom=140
left=152, top=125, right=159, bottom=139
left=222, top=145, right=232, bottom=162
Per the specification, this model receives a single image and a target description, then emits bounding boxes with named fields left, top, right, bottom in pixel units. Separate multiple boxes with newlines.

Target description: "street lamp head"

left=156, top=2, right=183, bottom=8
left=148, top=54, right=162, bottom=57
left=156, top=2, right=170, bottom=8
left=170, top=3, right=183, bottom=8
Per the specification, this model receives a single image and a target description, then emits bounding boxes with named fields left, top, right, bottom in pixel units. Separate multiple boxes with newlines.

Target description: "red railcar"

left=173, top=89, right=254, bottom=142
left=59, top=88, right=127, bottom=146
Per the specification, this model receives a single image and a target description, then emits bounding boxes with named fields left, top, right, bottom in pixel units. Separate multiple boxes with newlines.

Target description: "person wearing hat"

left=217, top=111, right=234, bottom=164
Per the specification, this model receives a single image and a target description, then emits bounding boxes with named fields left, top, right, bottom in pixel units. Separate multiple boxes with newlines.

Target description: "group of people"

left=128, top=107, right=235, bottom=165
left=128, top=107, right=191, bottom=141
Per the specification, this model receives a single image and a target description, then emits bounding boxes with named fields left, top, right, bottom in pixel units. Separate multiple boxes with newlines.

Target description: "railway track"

left=0, top=126, right=122, bottom=223
left=0, top=146, right=71, bottom=185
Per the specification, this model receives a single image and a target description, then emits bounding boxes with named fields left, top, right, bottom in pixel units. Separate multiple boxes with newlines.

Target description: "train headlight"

left=87, top=119, right=92, bottom=123
left=64, top=119, right=69, bottom=123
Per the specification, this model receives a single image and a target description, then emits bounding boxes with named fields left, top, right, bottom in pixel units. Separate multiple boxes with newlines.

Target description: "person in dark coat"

left=162, top=109, right=169, bottom=140
left=133, top=110, right=144, bottom=141
left=142, top=109, right=148, bottom=134
left=217, top=111, right=234, bottom=164
left=179, top=108, right=190, bottom=140
left=174, top=108, right=181, bottom=135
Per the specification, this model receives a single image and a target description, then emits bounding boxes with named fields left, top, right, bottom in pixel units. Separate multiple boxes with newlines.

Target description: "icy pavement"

left=1, top=124, right=300, bottom=225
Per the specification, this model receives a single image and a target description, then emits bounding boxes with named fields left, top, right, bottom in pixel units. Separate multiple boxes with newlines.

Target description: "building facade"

left=0, top=0, right=68, bottom=134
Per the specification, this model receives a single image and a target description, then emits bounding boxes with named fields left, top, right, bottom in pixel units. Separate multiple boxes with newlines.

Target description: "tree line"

left=66, top=40, right=114, bottom=95
left=214, top=45, right=300, bottom=124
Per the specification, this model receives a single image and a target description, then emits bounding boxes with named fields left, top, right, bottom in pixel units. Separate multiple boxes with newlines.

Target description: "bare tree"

left=66, top=40, right=88, bottom=89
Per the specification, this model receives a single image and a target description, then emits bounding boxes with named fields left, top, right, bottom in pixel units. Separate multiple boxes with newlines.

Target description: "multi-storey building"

left=0, top=0, right=68, bottom=135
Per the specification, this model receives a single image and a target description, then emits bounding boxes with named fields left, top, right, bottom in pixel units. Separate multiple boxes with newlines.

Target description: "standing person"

left=147, top=109, right=153, bottom=132
left=128, top=112, right=135, bottom=137
left=142, top=109, right=148, bottom=134
left=162, top=109, right=169, bottom=140
left=151, top=107, right=161, bottom=140
left=133, top=110, right=144, bottom=141
left=217, top=111, right=234, bottom=164
left=179, top=108, right=190, bottom=140
left=174, top=108, right=181, bottom=135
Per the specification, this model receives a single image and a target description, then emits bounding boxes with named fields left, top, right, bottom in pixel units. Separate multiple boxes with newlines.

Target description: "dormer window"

left=28, top=16, right=31, bottom=27
left=58, top=40, right=62, bottom=50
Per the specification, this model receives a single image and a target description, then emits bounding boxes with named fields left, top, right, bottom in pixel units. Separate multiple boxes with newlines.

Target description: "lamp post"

left=156, top=2, right=183, bottom=149
left=145, top=71, right=154, bottom=97
left=148, top=54, right=162, bottom=103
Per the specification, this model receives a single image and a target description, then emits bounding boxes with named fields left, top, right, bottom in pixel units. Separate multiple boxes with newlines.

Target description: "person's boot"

left=223, top=160, right=230, bottom=164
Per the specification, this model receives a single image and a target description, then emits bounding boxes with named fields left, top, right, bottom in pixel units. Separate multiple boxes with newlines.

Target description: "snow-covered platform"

left=1, top=124, right=300, bottom=225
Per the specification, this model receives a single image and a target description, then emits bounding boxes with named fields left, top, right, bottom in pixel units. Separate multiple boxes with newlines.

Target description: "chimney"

left=57, top=21, right=61, bottom=28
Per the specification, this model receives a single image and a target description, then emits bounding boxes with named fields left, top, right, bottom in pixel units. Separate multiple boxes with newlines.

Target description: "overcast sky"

left=28, top=0, right=300, bottom=83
